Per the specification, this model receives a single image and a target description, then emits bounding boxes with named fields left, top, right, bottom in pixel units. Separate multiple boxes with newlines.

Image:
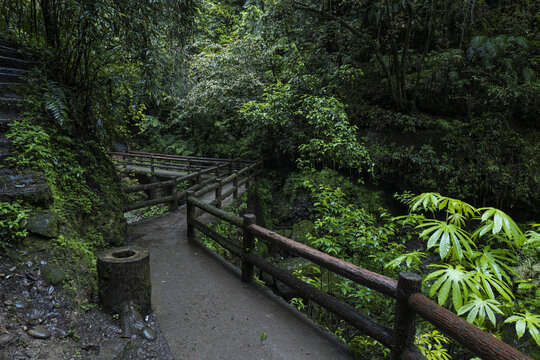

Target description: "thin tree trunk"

left=40, top=0, right=56, bottom=48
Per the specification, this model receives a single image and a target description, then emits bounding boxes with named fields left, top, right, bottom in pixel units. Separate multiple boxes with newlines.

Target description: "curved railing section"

left=186, top=195, right=532, bottom=360
left=110, top=150, right=261, bottom=213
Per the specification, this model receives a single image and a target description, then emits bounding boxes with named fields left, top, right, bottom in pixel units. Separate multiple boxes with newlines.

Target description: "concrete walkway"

left=128, top=188, right=352, bottom=359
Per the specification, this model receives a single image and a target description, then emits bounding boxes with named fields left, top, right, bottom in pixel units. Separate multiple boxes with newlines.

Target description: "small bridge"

left=113, top=150, right=530, bottom=360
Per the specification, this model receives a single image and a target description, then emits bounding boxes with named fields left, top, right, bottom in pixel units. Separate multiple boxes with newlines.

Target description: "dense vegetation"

left=0, top=0, right=197, bottom=297
left=1, top=0, right=538, bottom=359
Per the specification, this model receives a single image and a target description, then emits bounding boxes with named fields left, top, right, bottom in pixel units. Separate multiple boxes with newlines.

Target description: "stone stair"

left=0, top=39, right=53, bottom=208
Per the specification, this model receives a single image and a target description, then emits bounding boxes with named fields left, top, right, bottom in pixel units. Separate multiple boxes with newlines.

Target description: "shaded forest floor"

left=0, top=239, right=173, bottom=360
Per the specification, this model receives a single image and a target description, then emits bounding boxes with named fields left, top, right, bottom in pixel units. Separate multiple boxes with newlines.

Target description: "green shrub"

left=0, top=202, right=28, bottom=249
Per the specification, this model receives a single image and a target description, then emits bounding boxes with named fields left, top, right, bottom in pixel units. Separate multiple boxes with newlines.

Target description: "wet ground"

left=1, top=182, right=352, bottom=360
left=128, top=185, right=352, bottom=360
left=0, top=245, right=174, bottom=360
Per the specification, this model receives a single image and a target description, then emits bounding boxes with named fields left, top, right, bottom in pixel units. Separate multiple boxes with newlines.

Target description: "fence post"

left=196, top=170, right=202, bottom=188
left=228, top=162, right=233, bottom=175
left=393, top=272, right=423, bottom=360
left=242, top=214, right=256, bottom=283
left=186, top=191, right=195, bottom=240
left=215, top=178, right=223, bottom=209
left=170, top=182, right=178, bottom=212
left=233, top=170, right=239, bottom=199
left=151, top=155, right=155, bottom=173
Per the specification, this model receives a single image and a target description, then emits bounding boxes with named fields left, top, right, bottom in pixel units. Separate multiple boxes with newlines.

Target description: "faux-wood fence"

left=110, top=150, right=261, bottom=212
left=186, top=196, right=532, bottom=360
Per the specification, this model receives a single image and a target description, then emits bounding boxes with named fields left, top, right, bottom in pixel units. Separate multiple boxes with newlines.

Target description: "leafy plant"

left=470, top=246, right=516, bottom=283
left=457, top=294, right=504, bottom=326
left=425, top=263, right=480, bottom=311
left=416, top=329, right=451, bottom=360
left=417, top=219, right=474, bottom=260
left=395, top=192, right=540, bottom=356
left=6, top=118, right=52, bottom=171
left=504, top=311, right=540, bottom=347
left=474, top=208, right=526, bottom=247
left=0, top=202, right=28, bottom=249
left=384, top=251, right=427, bottom=272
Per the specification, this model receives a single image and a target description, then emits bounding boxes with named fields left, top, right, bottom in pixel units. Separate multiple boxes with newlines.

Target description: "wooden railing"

left=111, top=149, right=263, bottom=212
left=186, top=199, right=532, bottom=360
left=110, top=150, right=255, bottom=175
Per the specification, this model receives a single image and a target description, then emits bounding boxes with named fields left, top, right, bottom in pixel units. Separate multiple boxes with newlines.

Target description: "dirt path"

left=127, top=186, right=352, bottom=360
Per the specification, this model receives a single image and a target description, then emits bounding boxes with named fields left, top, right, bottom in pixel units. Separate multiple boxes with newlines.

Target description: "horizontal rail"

left=126, top=173, right=197, bottom=194
left=118, top=160, right=213, bottom=172
left=237, top=161, right=262, bottom=176
left=186, top=196, right=531, bottom=360
left=210, top=186, right=236, bottom=207
left=191, top=218, right=242, bottom=257
left=247, top=224, right=398, bottom=298
left=194, top=182, right=220, bottom=198
left=188, top=196, right=244, bottom=227
left=126, top=193, right=177, bottom=212
left=118, top=157, right=219, bottom=168
left=110, top=150, right=256, bottom=164
left=409, top=293, right=530, bottom=360
left=221, top=172, right=238, bottom=184
left=125, top=183, right=195, bottom=212
left=247, top=253, right=395, bottom=346
left=121, top=151, right=257, bottom=212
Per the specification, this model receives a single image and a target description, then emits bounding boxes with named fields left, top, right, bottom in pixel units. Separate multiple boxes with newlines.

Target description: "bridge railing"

left=186, top=197, right=531, bottom=360
left=113, top=149, right=263, bottom=212
left=110, top=150, right=255, bottom=175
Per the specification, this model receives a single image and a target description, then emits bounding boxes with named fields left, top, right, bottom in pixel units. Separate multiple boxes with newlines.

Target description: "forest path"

left=127, top=184, right=352, bottom=360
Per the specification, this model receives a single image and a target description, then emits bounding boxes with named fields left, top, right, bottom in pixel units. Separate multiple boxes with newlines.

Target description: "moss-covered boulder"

left=26, top=212, right=60, bottom=238
left=276, top=257, right=312, bottom=274
left=291, top=220, right=315, bottom=245
left=42, top=264, right=68, bottom=285
left=274, top=257, right=315, bottom=299
left=276, top=229, right=292, bottom=238
left=254, top=241, right=268, bottom=258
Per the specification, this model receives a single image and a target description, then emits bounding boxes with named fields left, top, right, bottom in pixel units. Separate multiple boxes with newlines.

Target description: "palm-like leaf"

left=438, top=197, right=477, bottom=218
left=470, top=246, right=517, bottom=282
left=525, top=224, right=540, bottom=248
left=475, top=208, right=525, bottom=246
left=409, top=192, right=440, bottom=213
left=417, top=220, right=474, bottom=260
left=504, top=311, right=540, bottom=347
left=384, top=251, right=427, bottom=271
left=457, top=294, right=504, bottom=326
left=416, top=330, right=451, bottom=360
left=469, top=265, right=514, bottom=303
left=425, top=264, right=480, bottom=311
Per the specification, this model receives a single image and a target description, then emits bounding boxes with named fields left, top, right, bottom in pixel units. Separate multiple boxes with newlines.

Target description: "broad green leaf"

left=516, top=319, right=526, bottom=338
left=439, top=278, right=452, bottom=305
left=530, top=325, right=540, bottom=347
left=439, top=231, right=450, bottom=259
left=452, top=282, right=463, bottom=310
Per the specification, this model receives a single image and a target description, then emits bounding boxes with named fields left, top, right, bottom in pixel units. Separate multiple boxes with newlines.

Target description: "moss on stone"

left=291, top=220, right=315, bottom=245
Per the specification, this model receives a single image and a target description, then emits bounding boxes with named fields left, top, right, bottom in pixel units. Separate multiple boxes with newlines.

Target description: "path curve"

left=128, top=187, right=352, bottom=360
